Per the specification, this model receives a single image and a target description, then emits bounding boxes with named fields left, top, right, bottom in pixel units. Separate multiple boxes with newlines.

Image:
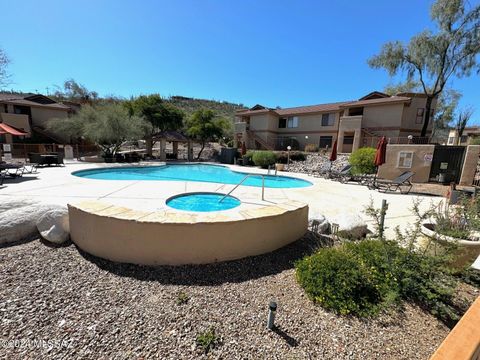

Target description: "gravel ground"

left=287, top=153, right=350, bottom=174
left=1, top=234, right=477, bottom=360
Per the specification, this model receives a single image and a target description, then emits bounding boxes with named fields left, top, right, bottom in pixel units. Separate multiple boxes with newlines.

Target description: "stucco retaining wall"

left=68, top=200, right=309, bottom=265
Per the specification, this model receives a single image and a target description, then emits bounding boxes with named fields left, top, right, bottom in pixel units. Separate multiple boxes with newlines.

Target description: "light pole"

left=287, top=145, right=291, bottom=170
left=408, top=135, right=413, bottom=144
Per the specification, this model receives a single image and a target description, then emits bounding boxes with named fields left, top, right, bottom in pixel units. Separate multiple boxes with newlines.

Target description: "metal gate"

left=429, top=145, right=466, bottom=183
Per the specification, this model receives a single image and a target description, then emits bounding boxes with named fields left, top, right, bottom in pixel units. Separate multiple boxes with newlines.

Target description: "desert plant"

left=296, top=246, right=383, bottom=316
left=196, top=327, right=219, bottom=354
left=252, top=151, right=277, bottom=168
left=48, top=104, right=150, bottom=156
left=290, top=151, right=307, bottom=161
left=186, top=109, right=231, bottom=159
left=304, top=144, right=319, bottom=152
left=296, top=240, right=459, bottom=324
left=176, top=291, right=190, bottom=305
left=349, top=147, right=376, bottom=175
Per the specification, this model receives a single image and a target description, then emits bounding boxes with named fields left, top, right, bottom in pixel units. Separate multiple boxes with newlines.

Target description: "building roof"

left=0, top=92, right=71, bottom=110
left=236, top=91, right=415, bottom=117
left=339, top=96, right=411, bottom=108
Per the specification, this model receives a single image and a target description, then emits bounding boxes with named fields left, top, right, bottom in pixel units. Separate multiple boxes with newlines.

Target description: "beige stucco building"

left=235, top=91, right=437, bottom=153
left=0, top=93, right=72, bottom=143
left=447, top=127, right=480, bottom=146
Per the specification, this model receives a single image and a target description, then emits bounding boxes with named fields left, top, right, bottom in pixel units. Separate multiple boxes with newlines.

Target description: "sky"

left=1, top=0, right=479, bottom=119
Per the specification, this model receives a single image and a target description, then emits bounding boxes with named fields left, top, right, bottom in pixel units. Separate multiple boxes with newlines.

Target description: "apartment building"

left=235, top=91, right=436, bottom=153
left=0, top=93, right=71, bottom=143
left=447, top=127, right=480, bottom=145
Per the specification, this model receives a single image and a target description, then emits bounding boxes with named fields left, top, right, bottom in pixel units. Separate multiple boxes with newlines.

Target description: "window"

left=321, top=113, right=335, bottom=126
left=278, top=117, right=287, bottom=128
left=397, top=151, right=413, bottom=168
left=287, top=116, right=298, bottom=128
left=447, top=137, right=455, bottom=145
left=319, top=136, right=333, bottom=148
left=343, top=135, right=354, bottom=145
left=416, top=108, right=424, bottom=124
left=460, top=135, right=468, bottom=143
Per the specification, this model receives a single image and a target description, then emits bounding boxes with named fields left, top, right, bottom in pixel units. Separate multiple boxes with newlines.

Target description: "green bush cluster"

left=435, top=194, right=480, bottom=239
left=349, top=147, right=376, bottom=175
left=296, top=240, right=459, bottom=323
left=275, top=151, right=307, bottom=164
left=252, top=151, right=277, bottom=168
left=244, top=150, right=307, bottom=167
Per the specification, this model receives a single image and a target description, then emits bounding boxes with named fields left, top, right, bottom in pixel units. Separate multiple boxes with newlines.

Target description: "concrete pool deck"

left=0, top=161, right=444, bottom=239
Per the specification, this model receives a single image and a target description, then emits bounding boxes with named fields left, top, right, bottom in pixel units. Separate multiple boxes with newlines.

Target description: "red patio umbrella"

left=329, top=140, right=338, bottom=162
left=241, top=141, right=247, bottom=156
left=374, top=136, right=387, bottom=167
left=372, top=136, right=388, bottom=188
left=329, top=139, right=338, bottom=172
left=0, top=123, right=28, bottom=136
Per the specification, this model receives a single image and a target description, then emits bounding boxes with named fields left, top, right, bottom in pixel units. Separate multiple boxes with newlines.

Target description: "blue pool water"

left=167, top=193, right=240, bottom=212
left=73, top=164, right=312, bottom=188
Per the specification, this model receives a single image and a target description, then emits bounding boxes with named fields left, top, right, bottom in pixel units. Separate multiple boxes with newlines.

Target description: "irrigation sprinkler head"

left=267, top=301, right=277, bottom=330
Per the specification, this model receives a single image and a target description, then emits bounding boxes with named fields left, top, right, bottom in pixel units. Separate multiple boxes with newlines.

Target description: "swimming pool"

left=166, top=192, right=241, bottom=212
left=73, top=164, right=312, bottom=188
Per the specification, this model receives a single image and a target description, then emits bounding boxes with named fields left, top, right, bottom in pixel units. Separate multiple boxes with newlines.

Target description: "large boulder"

left=36, top=207, right=70, bottom=244
left=0, top=200, right=68, bottom=245
left=329, top=213, right=369, bottom=240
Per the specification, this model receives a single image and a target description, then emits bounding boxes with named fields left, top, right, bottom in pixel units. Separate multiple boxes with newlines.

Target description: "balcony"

left=339, top=115, right=363, bottom=130
left=234, top=122, right=249, bottom=133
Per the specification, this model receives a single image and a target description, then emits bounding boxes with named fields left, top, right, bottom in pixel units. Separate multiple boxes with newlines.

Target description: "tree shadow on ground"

left=78, top=231, right=334, bottom=286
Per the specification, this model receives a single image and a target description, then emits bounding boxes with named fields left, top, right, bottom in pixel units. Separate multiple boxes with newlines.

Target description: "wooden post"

left=379, top=199, right=388, bottom=240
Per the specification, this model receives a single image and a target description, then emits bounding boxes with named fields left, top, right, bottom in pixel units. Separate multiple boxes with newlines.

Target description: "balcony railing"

left=362, top=136, right=432, bottom=148
left=234, top=122, right=248, bottom=133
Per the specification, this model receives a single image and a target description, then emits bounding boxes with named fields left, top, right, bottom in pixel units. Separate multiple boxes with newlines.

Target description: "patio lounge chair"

left=0, top=162, right=25, bottom=177
left=328, top=165, right=352, bottom=180
left=370, top=171, right=415, bottom=194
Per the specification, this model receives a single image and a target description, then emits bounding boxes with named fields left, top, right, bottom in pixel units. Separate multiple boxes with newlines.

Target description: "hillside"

left=166, top=96, right=247, bottom=122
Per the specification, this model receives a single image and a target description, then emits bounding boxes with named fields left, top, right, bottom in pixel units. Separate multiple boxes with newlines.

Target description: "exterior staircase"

left=32, top=126, right=65, bottom=143
left=247, top=130, right=275, bottom=150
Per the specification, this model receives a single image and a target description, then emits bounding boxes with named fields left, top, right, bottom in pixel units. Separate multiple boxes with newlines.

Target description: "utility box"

left=219, top=147, right=238, bottom=164
left=64, top=145, right=74, bottom=160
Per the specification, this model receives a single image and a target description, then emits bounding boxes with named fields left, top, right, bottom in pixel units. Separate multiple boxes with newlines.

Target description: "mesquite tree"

left=369, top=0, right=480, bottom=137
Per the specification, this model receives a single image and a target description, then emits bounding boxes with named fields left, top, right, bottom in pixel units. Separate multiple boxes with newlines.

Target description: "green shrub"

left=304, top=144, right=319, bottom=152
left=349, top=147, right=376, bottom=175
left=275, top=152, right=288, bottom=164
left=290, top=151, right=306, bottom=161
left=176, top=291, right=190, bottom=305
left=242, top=150, right=255, bottom=166
left=470, top=137, right=480, bottom=145
left=296, top=240, right=459, bottom=323
left=252, top=151, right=277, bottom=168
left=196, top=327, right=219, bottom=354
left=295, top=246, right=383, bottom=316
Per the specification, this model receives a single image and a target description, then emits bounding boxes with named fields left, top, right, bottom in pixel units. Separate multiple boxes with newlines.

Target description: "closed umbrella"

left=373, top=137, right=388, bottom=187
left=329, top=139, right=338, bottom=172
left=374, top=136, right=387, bottom=167
left=241, top=141, right=247, bottom=156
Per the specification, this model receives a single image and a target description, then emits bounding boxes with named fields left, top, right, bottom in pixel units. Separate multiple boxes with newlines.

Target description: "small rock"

left=36, top=207, right=70, bottom=244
